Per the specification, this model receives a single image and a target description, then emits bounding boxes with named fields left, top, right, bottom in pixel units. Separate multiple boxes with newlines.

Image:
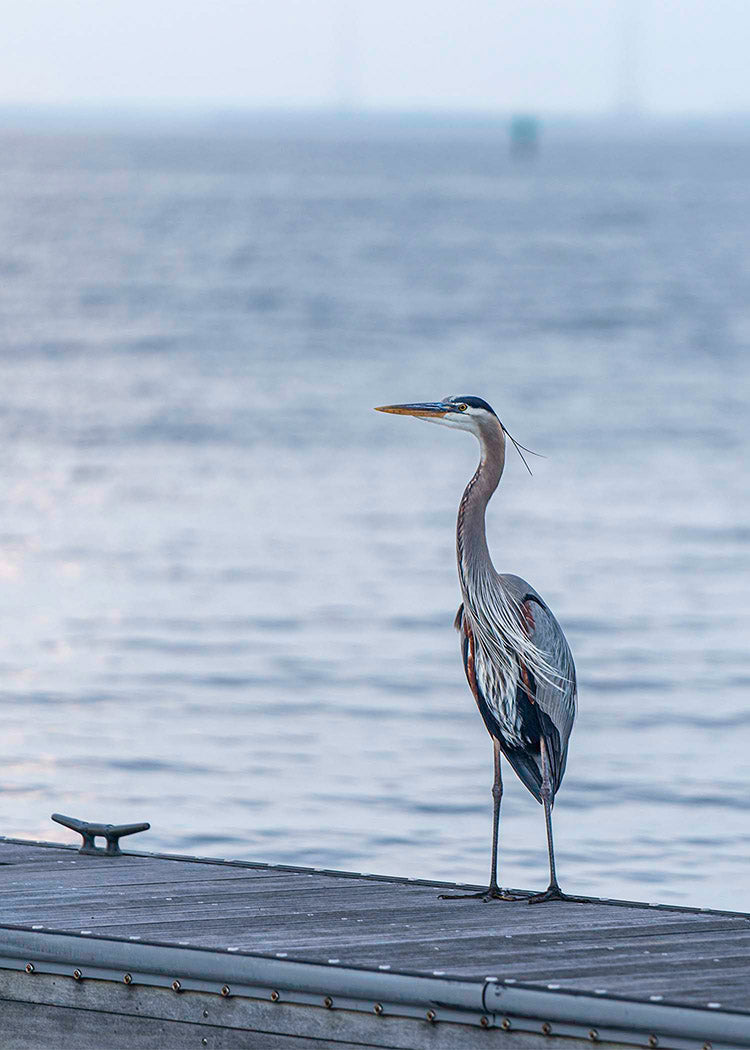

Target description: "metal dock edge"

left=0, top=925, right=748, bottom=1049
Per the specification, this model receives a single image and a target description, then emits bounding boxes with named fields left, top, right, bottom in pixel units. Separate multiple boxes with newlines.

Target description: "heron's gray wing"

left=520, top=595, right=577, bottom=792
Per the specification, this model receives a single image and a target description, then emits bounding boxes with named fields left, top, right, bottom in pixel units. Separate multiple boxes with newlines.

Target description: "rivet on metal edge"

left=25, top=963, right=35, bottom=974
left=123, top=973, right=132, bottom=985
left=648, top=1036, right=659, bottom=1048
left=203, top=1010, right=209, bottom=1018
left=172, top=979, right=182, bottom=992
left=589, top=1030, right=599, bottom=1042
left=220, top=985, right=230, bottom=997
left=542, top=1021, right=552, bottom=1035
left=73, top=969, right=82, bottom=981
left=270, top=990, right=280, bottom=1002
left=480, top=1016, right=490, bottom=1028
left=324, top=996, right=333, bottom=1009
left=501, top=1017, right=511, bottom=1031
left=201, top=1040, right=208, bottom=1047
left=426, top=1009, right=436, bottom=1022
left=373, top=1002, right=383, bottom=1015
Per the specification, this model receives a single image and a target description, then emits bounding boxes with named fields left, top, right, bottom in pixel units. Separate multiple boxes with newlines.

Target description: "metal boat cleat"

left=51, top=813, right=150, bottom=856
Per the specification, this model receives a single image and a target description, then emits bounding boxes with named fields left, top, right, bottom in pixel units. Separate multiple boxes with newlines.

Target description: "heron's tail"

left=501, top=744, right=544, bottom=805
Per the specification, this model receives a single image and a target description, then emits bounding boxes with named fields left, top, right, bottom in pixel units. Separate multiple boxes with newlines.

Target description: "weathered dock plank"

left=1, top=837, right=749, bottom=1049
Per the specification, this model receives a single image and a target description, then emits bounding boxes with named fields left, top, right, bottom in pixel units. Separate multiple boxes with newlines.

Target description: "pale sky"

left=3, top=0, right=750, bottom=115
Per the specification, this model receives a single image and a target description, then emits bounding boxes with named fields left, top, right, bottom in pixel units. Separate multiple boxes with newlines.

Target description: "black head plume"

left=500, top=425, right=546, bottom=476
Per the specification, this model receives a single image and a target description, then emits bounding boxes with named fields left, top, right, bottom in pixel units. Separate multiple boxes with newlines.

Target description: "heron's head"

left=375, top=395, right=500, bottom=436
left=375, top=395, right=539, bottom=473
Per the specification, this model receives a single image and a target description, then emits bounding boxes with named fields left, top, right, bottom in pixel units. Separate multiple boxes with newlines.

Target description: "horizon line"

left=3, top=102, right=750, bottom=123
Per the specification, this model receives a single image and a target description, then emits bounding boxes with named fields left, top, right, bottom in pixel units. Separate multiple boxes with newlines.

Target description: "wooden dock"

left=1, top=836, right=750, bottom=1049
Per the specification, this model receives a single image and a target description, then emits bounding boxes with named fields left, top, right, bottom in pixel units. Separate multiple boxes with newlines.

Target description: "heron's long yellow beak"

left=374, top=402, right=448, bottom=418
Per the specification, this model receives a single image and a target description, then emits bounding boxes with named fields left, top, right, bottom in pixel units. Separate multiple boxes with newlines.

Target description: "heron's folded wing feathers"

left=521, top=597, right=577, bottom=790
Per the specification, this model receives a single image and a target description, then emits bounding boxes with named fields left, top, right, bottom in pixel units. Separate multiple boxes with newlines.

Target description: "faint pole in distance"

left=332, top=0, right=362, bottom=112
left=614, top=0, right=644, bottom=118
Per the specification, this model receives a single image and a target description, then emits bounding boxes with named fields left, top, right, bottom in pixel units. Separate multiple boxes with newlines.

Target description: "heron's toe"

left=526, top=886, right=576, bottom=904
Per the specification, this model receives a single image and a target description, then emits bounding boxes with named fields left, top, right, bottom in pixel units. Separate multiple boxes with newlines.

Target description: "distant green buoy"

left=510, top=115, right=539, bottom=157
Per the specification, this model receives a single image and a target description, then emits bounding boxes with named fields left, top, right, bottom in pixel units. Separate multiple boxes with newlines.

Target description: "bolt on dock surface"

left=0, top=837, right=749, bottom=1049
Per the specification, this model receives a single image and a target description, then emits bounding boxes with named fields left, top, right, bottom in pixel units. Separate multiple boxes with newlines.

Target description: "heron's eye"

left=458, top=403, right=468, bottom=412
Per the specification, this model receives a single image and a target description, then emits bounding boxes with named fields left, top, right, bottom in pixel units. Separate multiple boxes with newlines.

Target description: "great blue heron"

left=375, top=395, right=576, bottom=903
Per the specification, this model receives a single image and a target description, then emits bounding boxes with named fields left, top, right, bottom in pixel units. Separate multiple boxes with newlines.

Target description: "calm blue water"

left=0, top=117, right=748, bottom=910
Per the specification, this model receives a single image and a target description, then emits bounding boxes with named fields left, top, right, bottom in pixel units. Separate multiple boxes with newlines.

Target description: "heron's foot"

left=439, top=887, right=522, bottom=902
left=526, top=884, right=575, bottom=904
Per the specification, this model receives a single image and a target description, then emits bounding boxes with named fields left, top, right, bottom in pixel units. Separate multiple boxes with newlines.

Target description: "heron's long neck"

left=456, top=423, right=505, bottom=598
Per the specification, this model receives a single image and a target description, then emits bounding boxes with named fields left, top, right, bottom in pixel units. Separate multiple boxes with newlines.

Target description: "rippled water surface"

left=0, top=118, right=749, bottom=910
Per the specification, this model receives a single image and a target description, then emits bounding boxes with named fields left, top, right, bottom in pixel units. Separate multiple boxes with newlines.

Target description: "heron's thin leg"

left=440, top=740, right=520, bottom=902
left=488, top=739, right=503, bottom=892
left=527, top=737, right=573, bottom=904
